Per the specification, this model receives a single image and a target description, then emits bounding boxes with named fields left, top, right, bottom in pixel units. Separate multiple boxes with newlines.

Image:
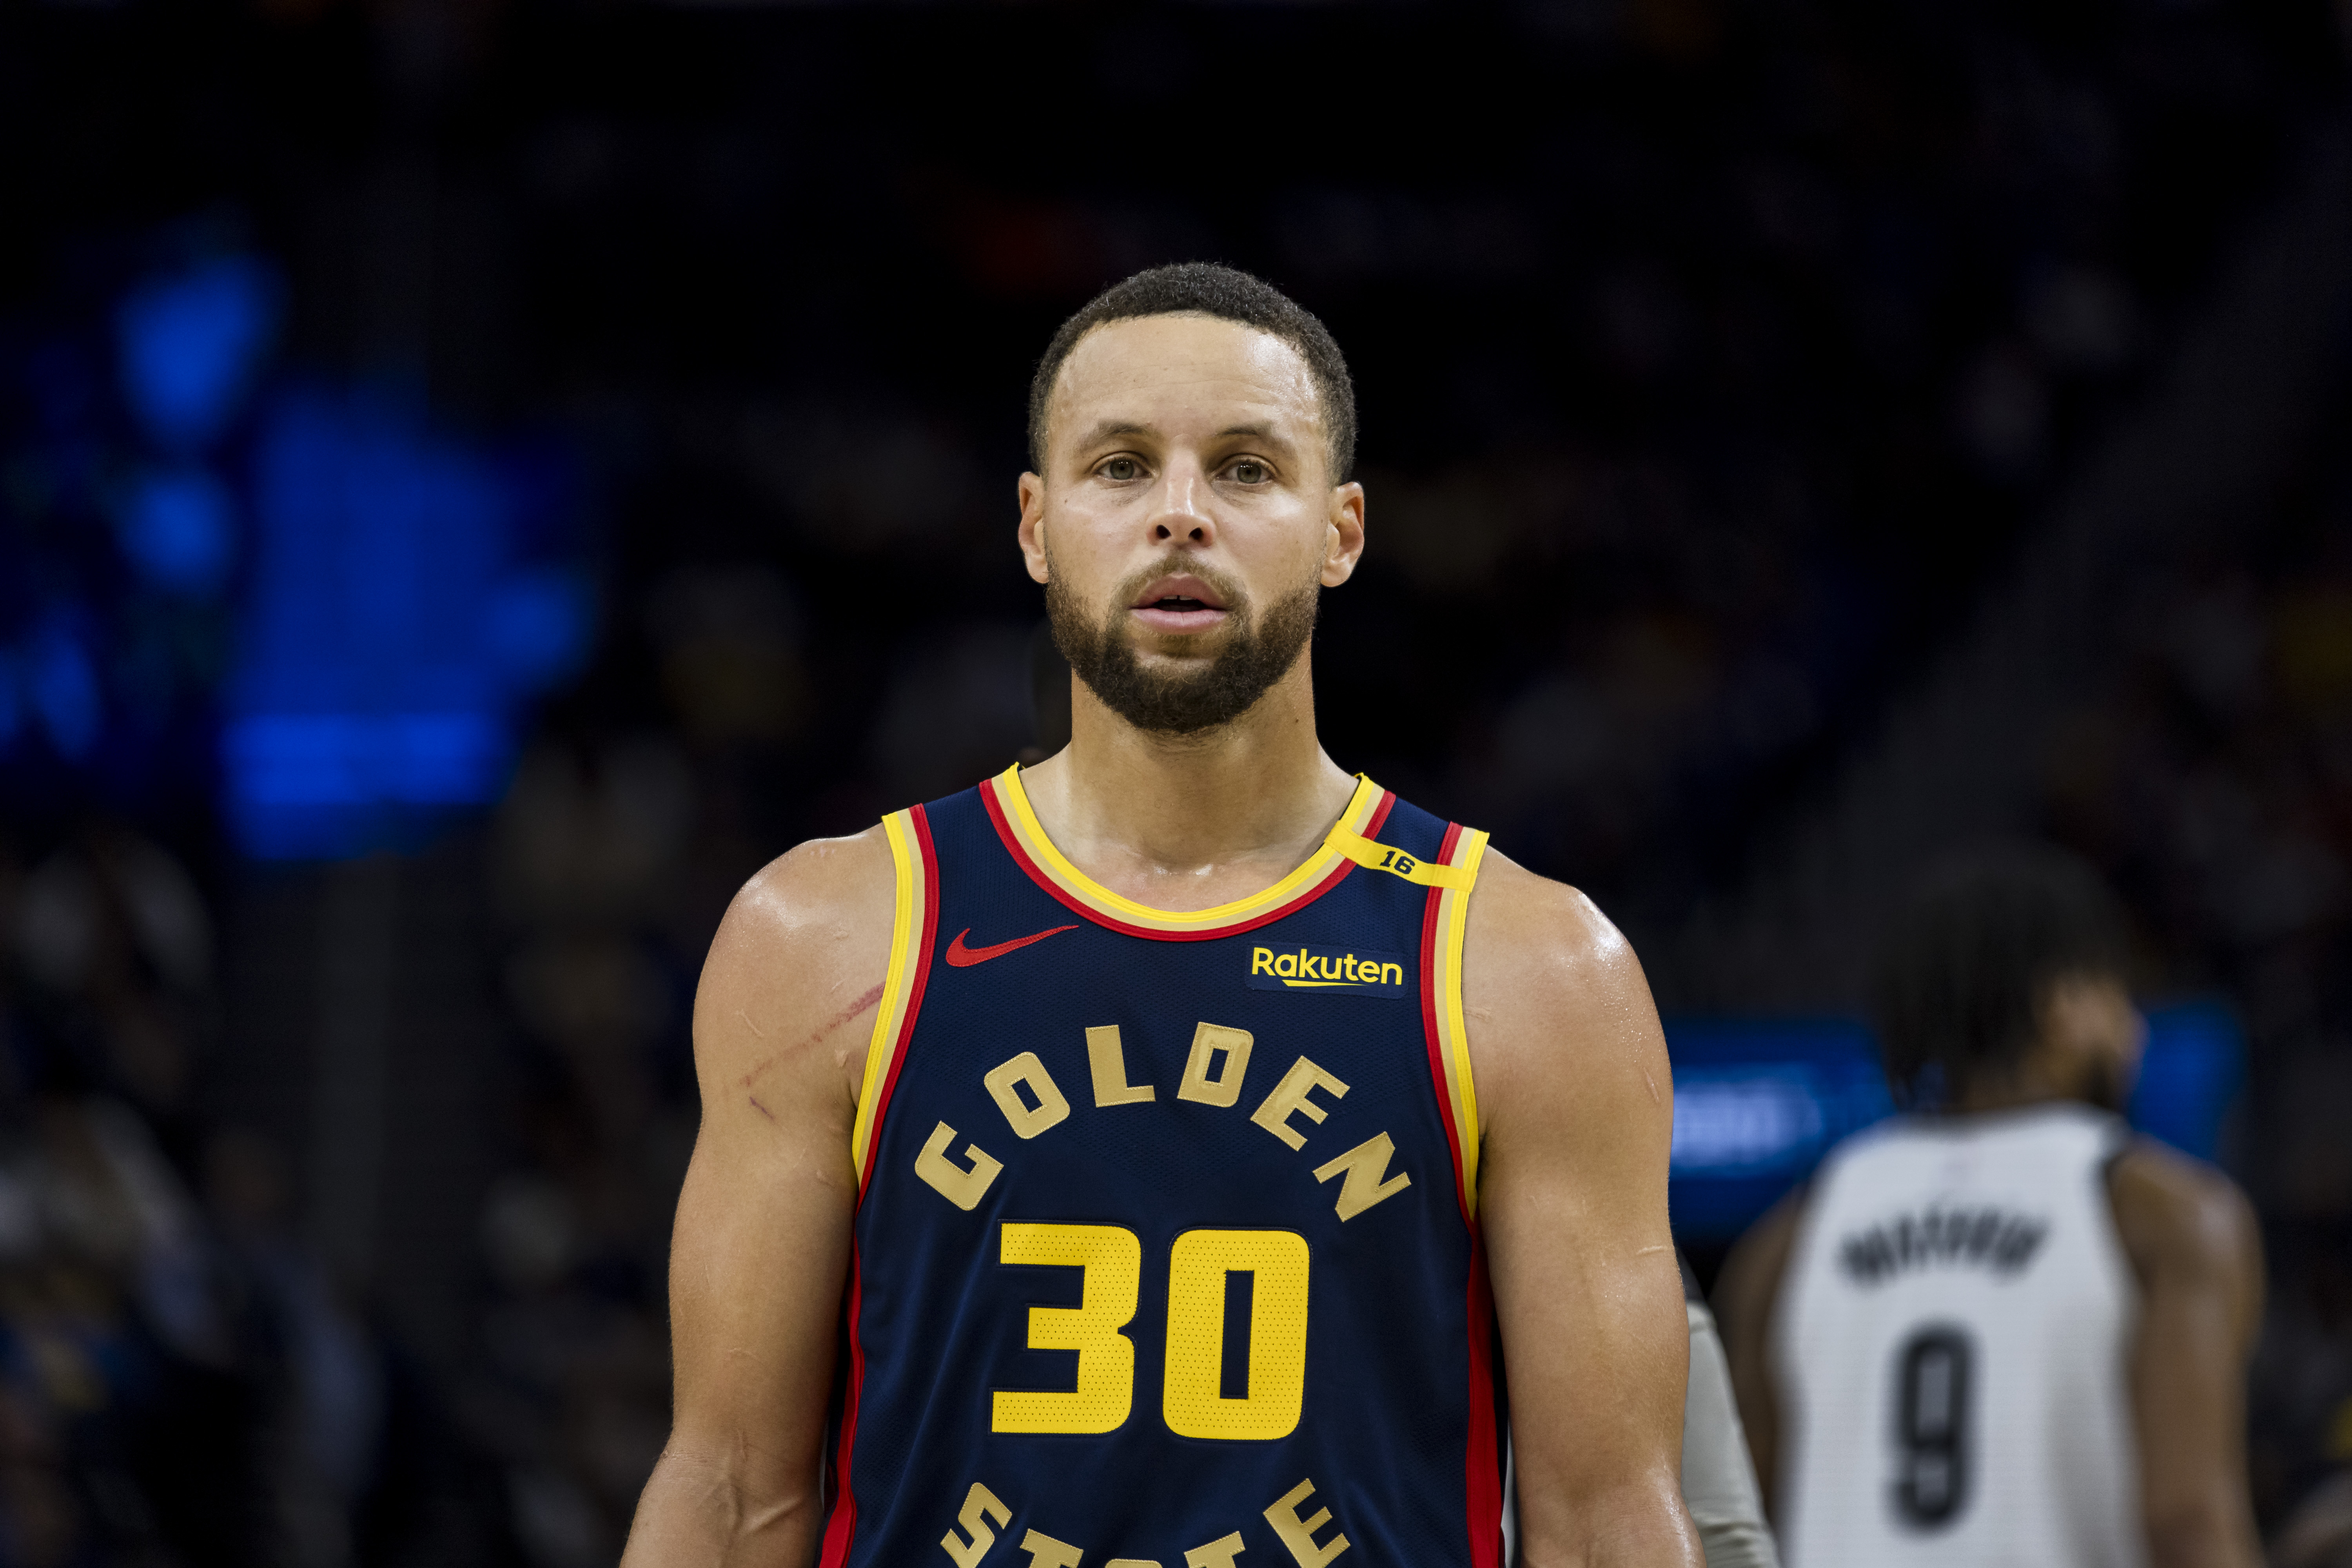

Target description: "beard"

left=1046, top=552, right=1320, bottom=736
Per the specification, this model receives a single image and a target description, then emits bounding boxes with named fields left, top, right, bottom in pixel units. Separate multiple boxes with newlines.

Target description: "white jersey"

left=1774, top=1103, right=2141, bottom=1568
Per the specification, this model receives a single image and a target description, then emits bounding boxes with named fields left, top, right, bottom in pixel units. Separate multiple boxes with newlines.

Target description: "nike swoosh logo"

left=943, top=924, right=1080, bottom=967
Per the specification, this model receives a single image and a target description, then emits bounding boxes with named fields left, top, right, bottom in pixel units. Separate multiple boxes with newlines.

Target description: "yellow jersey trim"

left=992, top=766, right=1387, bottom=935
left=1328, top=823, right=1477, bottom=888
left=1429, top=828, right=1491, bottom=1215
left=849, top=809, right=925, bottom=1185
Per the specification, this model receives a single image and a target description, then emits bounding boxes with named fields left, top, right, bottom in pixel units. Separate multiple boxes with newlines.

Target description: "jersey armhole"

left=848, top=806, right=940, bottom=1194
left=2092, top=1122, right=2147, bottom=1308
left=1420, top=824, right=1493, bottom=1220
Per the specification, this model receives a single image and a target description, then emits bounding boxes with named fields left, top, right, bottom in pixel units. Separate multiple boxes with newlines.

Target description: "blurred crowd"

left=2027, top=388, right=2352, bottom=1531
left=4, top=0, right=2352, bottom=1563
left=0, top=824, right=383, bottom=1566
left=0, top=750, right=734, bottom=1566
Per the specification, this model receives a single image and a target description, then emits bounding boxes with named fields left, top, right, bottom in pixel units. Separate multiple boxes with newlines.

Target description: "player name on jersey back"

left=1835, top=1203, right=2049, bottom=1285
left=819, top=768, right=1508, bottom=1568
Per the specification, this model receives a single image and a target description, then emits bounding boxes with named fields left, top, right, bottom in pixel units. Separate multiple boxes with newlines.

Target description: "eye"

left=1230, top=459, right=1269, bottom=484
left=1101, top=456, right=1142, bottom=481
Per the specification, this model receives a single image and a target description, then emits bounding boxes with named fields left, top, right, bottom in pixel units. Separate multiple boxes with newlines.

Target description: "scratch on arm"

left=739, top=982, right=887, bottom=1089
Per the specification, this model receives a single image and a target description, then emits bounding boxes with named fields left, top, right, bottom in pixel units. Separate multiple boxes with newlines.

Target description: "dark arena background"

left=4, top=0, right=2352, bottom=1562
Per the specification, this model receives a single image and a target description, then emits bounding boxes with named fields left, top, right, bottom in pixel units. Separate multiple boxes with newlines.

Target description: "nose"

left=1147, top=458, right=1216, bottom=548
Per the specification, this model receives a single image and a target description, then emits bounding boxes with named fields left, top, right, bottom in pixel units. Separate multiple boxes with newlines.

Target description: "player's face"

left=1018, top=314, right=1366, bottom=734
left=2041, top=972, right=2144, bottom=1112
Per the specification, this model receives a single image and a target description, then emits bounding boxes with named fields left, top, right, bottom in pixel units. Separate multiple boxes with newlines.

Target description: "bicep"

left=622, top=1105, right=855, bottom=1568
left=661, top=841, right=889, bottom=1488
left=2126, top=1187, right=2259, bottom=1537
left=1471, top=878, right=1693, bottom=1552
left=1484, top=1094, right=1689, bottom=1513
left=2112, top=1152, right=2263, bottom=1566
left=665, top=1116, right=855, bottom=1479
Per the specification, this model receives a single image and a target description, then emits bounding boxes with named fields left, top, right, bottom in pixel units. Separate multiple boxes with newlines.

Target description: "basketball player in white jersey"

left=1715, top=846, right=2265, bottom=1568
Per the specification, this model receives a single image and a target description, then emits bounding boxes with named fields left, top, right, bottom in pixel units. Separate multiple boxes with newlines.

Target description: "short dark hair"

left=1870, top=843, right=2131, bottom=1105
left=1027, top=263, right=1357, bottom=483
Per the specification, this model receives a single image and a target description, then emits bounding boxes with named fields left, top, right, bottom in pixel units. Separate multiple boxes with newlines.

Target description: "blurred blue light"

left=116, top=256, right=282, bottom=454
left=1671, top=1071, right=1826, bottom=1173
left=1666, top=1004, right=2246, bottom=1242
left=118, top=467, right=238, bottom=595
left=1667, top=1018, right=1893, bottom=1239
left=2128, top=1000, right=2244, bottom=1161
left=224, top=713, right=512, bottom=806
left=27, top=624, right=102, bottom=759
left=0, top=655, right=21, bottom=749
left=223, top=389, right=588, bottom=859
left=484, top=569, right=595, bottom=691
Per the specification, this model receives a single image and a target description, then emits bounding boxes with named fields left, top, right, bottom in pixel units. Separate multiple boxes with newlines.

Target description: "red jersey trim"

left=1465, top=1236, right=1506, bottom=1568
left=822, top=808, right=938, bottom=1564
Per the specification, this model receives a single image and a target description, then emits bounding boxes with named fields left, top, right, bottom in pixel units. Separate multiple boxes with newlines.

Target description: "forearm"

left=1519, top=1474, right=1703, bottom=1568
left=621, top=1445, right=823, bottom=1568
left=2145, top=1498, right=2263, bottom=1568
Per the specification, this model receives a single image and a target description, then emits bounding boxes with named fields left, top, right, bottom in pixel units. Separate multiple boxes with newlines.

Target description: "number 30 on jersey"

left=995, top=1223, right=1310, bottom=1442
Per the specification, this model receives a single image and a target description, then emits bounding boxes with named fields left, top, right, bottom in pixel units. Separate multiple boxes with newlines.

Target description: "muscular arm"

left=1712, top=1192, right=1803, bottom=1517
left=2109, top=1142, right=2265, bottom=1568
left=1470, top=855, right=1702, bottom=1567
left=621, top=830, right=897, bottom=1568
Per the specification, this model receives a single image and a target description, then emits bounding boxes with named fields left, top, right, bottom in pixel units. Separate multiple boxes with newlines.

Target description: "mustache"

left=1047, top=550, right=1319, bottom=736
left=1111, top=555, right=1251, bottom=617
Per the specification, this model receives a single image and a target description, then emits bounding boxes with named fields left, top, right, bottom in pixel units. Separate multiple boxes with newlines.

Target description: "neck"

left=1949, top=1054, right=2082, bottom=1116
left=1017, top=653, right=1359, bottom=911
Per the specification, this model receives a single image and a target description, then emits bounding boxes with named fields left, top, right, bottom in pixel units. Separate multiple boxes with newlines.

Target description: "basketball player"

left=620, top=265, right=1703, bottom=1566
left=1715, top=847, right=2265, bottom=1567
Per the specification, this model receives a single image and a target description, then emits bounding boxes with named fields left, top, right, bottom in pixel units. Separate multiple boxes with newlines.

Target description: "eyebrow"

left=1066, top=419, right=1307, bottom=455
left=1072, top=420, right=1153, bottom=450
left=1216, top=423, right=1299, bottom=450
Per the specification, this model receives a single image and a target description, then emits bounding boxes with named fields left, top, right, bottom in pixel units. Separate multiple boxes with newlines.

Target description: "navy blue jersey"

left=820, top=767, right=1504, bottom=1568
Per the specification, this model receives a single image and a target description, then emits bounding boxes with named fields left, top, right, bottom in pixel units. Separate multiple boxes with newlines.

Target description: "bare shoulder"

left=2107, top=1138, right=2261, bottom=1294
left=693, top=824, right=900, bottom=1125
left=1462, top=849, right=1649, bottom=1031
left=1460, top=847, right=1670, bottom=1138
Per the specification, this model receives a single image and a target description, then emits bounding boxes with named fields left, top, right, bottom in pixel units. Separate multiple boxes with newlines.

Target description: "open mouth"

left=1130, top=575, right=1232, bottom=633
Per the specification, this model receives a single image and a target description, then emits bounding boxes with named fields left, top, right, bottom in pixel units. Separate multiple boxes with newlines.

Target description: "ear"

left=1320, top=480, right=1367, bottom=588
left=1017, top=471, right=1050, bottom=586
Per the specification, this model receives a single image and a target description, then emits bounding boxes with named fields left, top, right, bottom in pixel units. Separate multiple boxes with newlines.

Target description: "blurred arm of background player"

left=621, top=829, right=897, bottom=1567
left=1471, top=854, right=1704, bottom=1567
left=2110, top=1142, right=2266, bottom=1568
left=1714, top=1140, right=2266, bottom=1568
left=1680, top=1257, right=1782, bottom=1567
